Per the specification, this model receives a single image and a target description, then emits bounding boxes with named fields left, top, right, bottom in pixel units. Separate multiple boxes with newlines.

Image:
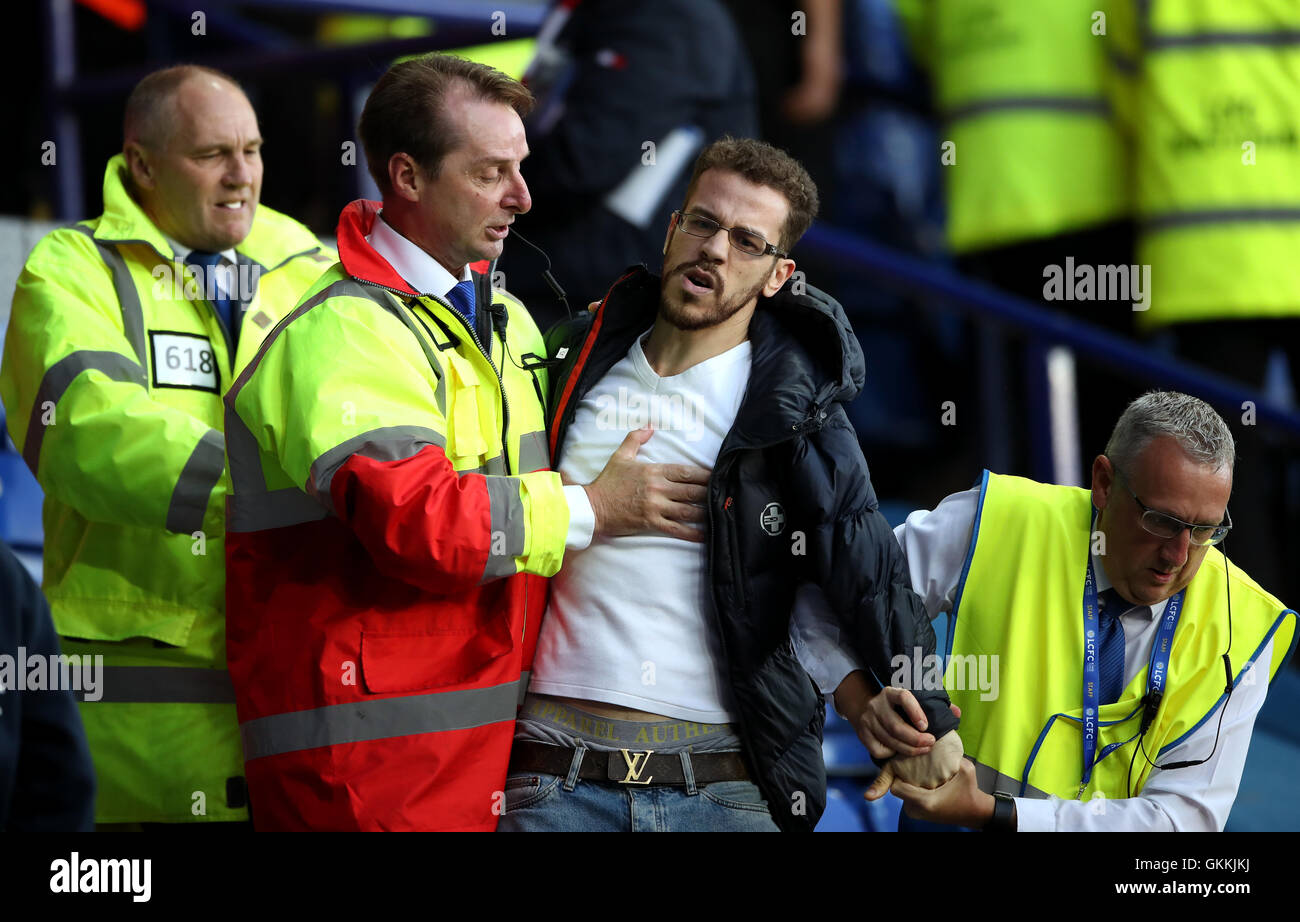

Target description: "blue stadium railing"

left=800, top=222, right=1300, bottom=487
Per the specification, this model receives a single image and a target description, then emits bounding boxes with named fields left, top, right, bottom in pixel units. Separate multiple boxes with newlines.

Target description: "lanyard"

left=1078, top=557, right=1184, bottom=797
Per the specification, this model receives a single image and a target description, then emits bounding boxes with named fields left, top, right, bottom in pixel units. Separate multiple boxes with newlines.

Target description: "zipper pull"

left=723, top=496, right=734, bottom=512
left=791, top=407, right=828, bottom=434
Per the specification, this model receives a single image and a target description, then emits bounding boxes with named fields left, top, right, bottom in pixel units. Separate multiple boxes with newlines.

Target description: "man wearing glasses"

left=816, top=391, right=1296, bottom=830
left=497, top=137, right=961, bottom=831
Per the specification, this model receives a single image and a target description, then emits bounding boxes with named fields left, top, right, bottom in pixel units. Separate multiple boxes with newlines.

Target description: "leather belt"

left=509, top=741, right=752, bottom=786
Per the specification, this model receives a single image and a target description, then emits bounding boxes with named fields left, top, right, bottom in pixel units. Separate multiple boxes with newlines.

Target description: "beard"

left=658, top=260, right=767, bottom=332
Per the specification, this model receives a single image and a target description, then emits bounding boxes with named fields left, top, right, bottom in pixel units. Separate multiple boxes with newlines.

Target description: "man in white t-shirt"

left=498, top=138, right=962, bottom=832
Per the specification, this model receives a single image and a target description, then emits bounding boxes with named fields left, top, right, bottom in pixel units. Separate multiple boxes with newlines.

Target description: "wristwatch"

left=984, top=792, right=1017, bottom=832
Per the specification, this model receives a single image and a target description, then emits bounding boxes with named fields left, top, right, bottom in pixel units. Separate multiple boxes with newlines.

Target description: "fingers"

left=663, top=481, right=708, bottom=504
left=652, top=517, right=706, bottom=543
left=865, top=761, right=895, bottom=802
left=859, top=729, right=896, bottom=762
left=950, top=704, right=962, bottom=719
left=885, top=686, right=929, bottom=733
left=587, top=300, right=600, bottom=313
left=615, top=427, right=654, bottom=459
left=888, top=777, right=926, bottom=804
left=663, top=463, right=711, bottom=485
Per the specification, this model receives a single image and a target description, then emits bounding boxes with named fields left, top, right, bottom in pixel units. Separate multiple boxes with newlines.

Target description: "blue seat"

left=815, top=783, right=868, bottom=832
left=823, top=732, right=875, bottom=776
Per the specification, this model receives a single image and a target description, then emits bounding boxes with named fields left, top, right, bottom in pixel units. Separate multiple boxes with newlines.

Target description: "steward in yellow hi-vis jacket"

left=0, top=148, right=333, bottom=824
left=896, top=0, right=1129, bottom=254
left=223, top=199, right=565, bottom=831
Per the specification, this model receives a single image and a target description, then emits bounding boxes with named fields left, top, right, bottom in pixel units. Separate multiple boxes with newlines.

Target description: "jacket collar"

left=93, top=154, right=178, bottom=260
left=592, top=266, right=864, bottom=449
left=336, top=199, right=419, bottom=295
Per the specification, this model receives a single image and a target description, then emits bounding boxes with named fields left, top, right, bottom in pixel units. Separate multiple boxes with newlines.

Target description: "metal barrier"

left=800, top=222, right=1300, bottom=486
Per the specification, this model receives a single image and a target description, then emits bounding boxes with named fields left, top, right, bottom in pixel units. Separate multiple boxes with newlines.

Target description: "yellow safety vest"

left=1130, top=0, right=1300, bottom=327
left=908, top=0, right=1129, bottom=252
left=948, top=471, right=1295, bottom=801
left=0, top=155, right=334, bottom=822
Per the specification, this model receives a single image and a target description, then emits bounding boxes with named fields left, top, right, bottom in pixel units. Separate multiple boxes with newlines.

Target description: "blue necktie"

left=1098, top=588, right=1128, bottom=705
left=185, top=250, right=240, bottom=347
left=446, top=279, right=477, bottom=330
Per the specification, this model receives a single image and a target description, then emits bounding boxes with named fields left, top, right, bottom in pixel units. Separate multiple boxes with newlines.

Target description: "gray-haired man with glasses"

left=802, top=391, right=1296, bottom=831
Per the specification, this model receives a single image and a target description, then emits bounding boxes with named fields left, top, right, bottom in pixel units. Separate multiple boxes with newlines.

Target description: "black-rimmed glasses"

left=673, top=210, right=788, bottom=258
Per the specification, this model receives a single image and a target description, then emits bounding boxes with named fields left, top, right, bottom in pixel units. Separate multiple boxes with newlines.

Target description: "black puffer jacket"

left=545, top=268, right=958, bottom=831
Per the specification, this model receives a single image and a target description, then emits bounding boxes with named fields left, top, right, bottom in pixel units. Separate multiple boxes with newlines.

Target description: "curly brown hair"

left=683, top=137, right=820, bottom=252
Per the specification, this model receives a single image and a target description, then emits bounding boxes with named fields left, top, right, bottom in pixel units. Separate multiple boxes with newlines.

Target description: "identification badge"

left=150, top=331, right=219, bottom=392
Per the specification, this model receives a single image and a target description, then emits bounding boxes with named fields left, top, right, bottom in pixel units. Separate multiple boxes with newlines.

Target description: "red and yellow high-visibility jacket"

left=223, top=200, right=568, bottom=830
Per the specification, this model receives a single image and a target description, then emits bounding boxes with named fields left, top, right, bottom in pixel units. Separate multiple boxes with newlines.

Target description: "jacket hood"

left=759, top=275, right=865, bottom=408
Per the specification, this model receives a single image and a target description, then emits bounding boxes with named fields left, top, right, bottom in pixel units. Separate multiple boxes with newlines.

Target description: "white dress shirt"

left=792, top=486, right=1273, bottom=831
left=367, top=212, right=595, bottom=548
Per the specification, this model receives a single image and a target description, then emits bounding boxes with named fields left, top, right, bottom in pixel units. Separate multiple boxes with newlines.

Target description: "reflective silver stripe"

left=972, top=758, right=1049, bottom=800
left=71, top=226, right=147, bottom=366
left=76, top=666, right=236, bottom=703
left=22, top=350, right=146, bottom=473
left=460, top=454, right=507, bottom=476
left=1144, top=208, right=1300, bottom=232
left=481, top=475, right=525, bottom=583
left=166, top=429, right=225, bottom=535
left=224, top=411, right=268, bottom=495
left=223, top=277, right=383, bottom=496
left=307, top=425, right=448, bottom=513
left=516, top=429, right=550, bottom=473
left=227, top=486, right=328, bottom=533
left=239, top=679, right=519, bottom=761
left=1148, top=30, right=1300, bottom=50
left=944, top=96, right=1110, bottom=123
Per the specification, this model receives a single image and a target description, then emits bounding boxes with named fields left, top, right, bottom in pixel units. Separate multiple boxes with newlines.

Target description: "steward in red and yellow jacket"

left=223, top=200, right=568, bottom=830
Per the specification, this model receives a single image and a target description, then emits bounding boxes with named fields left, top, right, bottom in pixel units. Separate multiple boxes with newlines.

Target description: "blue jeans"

left=497, top=755, right=780, bottom=832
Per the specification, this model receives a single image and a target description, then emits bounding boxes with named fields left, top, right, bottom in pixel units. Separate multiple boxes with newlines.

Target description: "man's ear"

left=662, top=212, right=679, bottom=256
left=1091, top=454, right=1113, bottom=511
left=389, top=153, right=423, bottom=203
left=763, top=257, right=796, bottom=298
left=124, top=142, right=155, bottom=191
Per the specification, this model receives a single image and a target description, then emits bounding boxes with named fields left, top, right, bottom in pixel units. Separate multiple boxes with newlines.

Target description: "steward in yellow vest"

left=850, top=393, right=1295, bottom=830
left=898, top=0, right=1129, bottom=254
left=1113, top=0, right=1300, bottom=328
left=949, top=470, right=1293, bottom=815
left=0, top=68, right=333, bottom=824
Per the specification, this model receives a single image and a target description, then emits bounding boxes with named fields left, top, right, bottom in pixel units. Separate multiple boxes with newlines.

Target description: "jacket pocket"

left=359, top=626, right=514, bottom=694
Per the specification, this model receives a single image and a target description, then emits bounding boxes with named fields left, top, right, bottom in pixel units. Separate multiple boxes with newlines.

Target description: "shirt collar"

left=166, top=235, right=237, bottom=267
left=1091, top=551, right=1163, bottom=622
left=366, top=211, right=469, bottom=297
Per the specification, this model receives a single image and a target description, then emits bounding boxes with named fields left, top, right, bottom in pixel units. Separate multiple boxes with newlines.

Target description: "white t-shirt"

left=529, top=330, right=752, bottom=722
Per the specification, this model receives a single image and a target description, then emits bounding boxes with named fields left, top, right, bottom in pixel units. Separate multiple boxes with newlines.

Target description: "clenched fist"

left=865, top=730, right=964, bottom=801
